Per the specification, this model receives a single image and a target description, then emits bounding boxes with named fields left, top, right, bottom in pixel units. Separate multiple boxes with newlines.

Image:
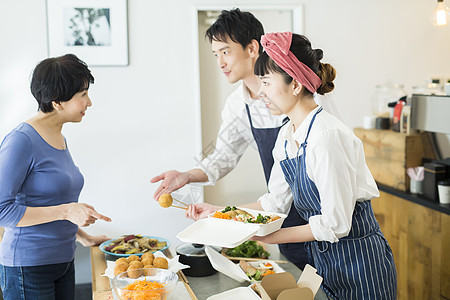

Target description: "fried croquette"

left=153, top=257, right=168, bottom=269
left=129, top=261, right=144, bottom=268
left=158, top=193, right=173, bottom=208
left=141, top=252, right=155, bottom=262
left=141, top=258, right=153, bottom=266
left=127, top=255, right=140, bottom=262
left=116, top=257, right=128, bottom=265
left=127, top=265, right=143, bottom=278
left=114, top=262, right=128, bottom=276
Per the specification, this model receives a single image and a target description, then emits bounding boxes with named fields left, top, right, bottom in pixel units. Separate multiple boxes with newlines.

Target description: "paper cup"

left=410, top=179, right=423, bottom=195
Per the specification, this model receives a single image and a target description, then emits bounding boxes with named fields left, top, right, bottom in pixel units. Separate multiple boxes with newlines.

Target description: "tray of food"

left=99, top=234, right=170, bottom=258
left=209, top=206, right=287, bottom=236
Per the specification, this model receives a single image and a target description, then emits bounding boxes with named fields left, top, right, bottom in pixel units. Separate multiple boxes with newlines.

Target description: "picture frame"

left=47, top=0, right=128, bottom=66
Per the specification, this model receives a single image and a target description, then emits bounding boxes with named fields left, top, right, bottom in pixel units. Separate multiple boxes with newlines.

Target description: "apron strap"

left=303, top=107, right=323, bottom=146
left=245, top=104, right=254, bottom=128
left=283, top=107, right=323, bottom=161
left=297, top=107, right=323, bottom=173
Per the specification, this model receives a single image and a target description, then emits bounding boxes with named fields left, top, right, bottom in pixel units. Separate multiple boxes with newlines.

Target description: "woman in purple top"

left=0, top=54, right=111, bottom=300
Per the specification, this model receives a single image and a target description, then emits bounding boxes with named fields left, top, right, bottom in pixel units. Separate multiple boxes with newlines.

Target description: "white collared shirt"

left=258, top=106, right=379, bottom=243
left=197, top=84, right=286, bottom=184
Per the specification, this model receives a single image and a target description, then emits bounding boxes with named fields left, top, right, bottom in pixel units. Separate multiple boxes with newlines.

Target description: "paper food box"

left=176, top=208, right=286, bottom=248
left=254, top=264, right=323, bottom=300
left=205, top=246, right=322, bottom=300
left=207, top=207, right=287, bottom=236
left=205, top=246, right=284, bottom=283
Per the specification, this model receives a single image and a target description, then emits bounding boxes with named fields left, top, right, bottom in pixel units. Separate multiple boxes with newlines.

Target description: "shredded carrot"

left=264, top=263, right=272, bottom=267
left=121, top=279, right=166, bottom=300
left=213, top=211, right=231, bottom=220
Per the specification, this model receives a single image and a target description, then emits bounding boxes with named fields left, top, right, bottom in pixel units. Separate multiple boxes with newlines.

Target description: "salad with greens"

left=224, top=241, right=270, bottom=259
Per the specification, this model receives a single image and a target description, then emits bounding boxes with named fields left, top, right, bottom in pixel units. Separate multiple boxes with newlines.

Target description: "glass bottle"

left=371, top=83, right=406, bottom=118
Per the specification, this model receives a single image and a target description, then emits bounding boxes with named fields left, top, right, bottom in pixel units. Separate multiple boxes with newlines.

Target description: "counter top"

left=378, top=183, right=450, bottom=215
left=90, top=245, right=328, bottom=299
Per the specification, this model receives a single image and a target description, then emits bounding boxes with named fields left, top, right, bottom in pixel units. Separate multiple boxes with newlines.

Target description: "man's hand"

left=150, top=170, right=192, bottom=200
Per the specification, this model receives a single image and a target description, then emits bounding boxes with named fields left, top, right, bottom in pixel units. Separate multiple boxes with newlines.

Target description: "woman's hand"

left=185, top=203, right=220, bottom=220
left=76, top=229, right=110, bottom=247
left=63, top=203, right=111, bottom=227
left=150, top=170, right=192, bottom=200
left=250, top=233, right=275, bottom=244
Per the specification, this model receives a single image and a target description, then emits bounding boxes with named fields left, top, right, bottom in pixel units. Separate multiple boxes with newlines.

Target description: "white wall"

left=1, top=0, right=449, bottom=284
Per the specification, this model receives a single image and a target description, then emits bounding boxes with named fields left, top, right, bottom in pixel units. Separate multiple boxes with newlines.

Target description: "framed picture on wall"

left=47, top=0, right=128, bottom=66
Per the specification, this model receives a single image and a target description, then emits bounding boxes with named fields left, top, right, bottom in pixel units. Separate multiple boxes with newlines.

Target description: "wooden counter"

left=90, top=247, right=113, bottom=300
left=372, top=187, right=450, bottom=299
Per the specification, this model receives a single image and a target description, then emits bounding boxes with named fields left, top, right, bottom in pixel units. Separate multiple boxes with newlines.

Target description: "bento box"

left=176, top=207, right=287, bottom=248
left=207, top=207, right=287, bottom=237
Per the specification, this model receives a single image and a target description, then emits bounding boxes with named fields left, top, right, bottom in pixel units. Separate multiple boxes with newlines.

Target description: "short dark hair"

left=254, top=34, right=336, bottom=95
left=205, top=8, right=264, bottom=54
left=30, top=54, right=94, bottom=113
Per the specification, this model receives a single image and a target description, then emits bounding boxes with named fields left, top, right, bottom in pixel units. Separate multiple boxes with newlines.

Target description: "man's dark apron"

left=245, top=104, right=308, bottom=269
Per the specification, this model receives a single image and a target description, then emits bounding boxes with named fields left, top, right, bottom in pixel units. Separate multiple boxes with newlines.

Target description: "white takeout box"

left=176, top=208, right=286, bottom=248
left=205, top=246, right=284, bottom=283
left=207, top=207, right=287, bottom=236
left=176, top=218, right=259, bottom=248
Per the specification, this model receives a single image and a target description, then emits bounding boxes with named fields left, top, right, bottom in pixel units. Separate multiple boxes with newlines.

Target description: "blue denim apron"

left=279, top=107, right=397, bottom=299
left=245, top=104, right=308, bottom=269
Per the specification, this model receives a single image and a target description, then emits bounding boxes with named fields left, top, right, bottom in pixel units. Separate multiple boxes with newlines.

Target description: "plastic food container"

left=112, top=268, right=178, bottom=300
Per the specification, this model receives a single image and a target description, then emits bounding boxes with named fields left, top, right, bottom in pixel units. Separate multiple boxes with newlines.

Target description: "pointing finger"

left=89, top=210, right=112, bottom=222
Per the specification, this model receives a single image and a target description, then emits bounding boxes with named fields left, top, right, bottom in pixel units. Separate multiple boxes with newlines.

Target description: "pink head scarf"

left=260, top=32, right=322, bottom=93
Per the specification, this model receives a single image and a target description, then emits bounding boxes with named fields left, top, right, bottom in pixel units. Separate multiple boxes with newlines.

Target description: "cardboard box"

left=254, top=264, right=323, bottom=300
left=354, top=128, right=436, bottom=191
left=205, top=246, right=322, bottom=300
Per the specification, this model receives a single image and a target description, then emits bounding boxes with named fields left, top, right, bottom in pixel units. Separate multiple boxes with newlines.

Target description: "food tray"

left=208, top=207, right=287, bottom=236
left=176, top=218, right=259, bottom=248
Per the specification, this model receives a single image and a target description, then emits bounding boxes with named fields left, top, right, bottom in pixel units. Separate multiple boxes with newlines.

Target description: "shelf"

left=377, top=183, right=450, bottom=215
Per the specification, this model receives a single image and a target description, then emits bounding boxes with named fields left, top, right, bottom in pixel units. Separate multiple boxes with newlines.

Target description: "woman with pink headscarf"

left=251, top=32, right=397, bottom=299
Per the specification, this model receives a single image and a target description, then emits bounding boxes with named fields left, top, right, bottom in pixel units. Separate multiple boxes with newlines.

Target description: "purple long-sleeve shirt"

left=0, top=123, right=83, bottom=266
